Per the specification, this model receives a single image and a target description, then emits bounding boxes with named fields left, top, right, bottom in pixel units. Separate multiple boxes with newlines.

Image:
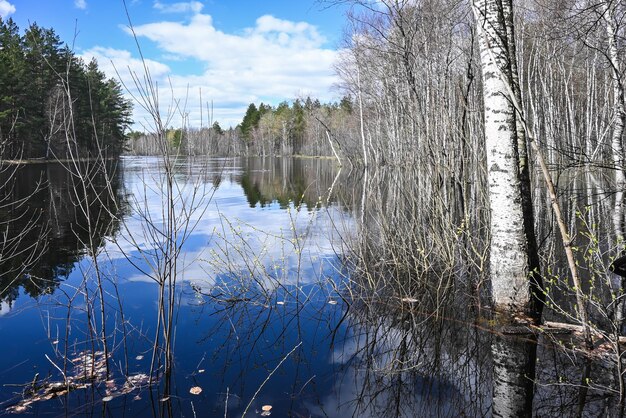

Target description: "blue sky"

left=1, top=0, right=352, bottom=128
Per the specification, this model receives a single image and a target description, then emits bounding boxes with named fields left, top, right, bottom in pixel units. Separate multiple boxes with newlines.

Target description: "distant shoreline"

left=1, top=157, right=118, bottom=165
left=1, top=155, right=337, bottom=165
left=121, top=154, right=337, bottom=160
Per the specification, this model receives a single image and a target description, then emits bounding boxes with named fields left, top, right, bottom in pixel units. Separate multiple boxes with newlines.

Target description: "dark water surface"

left=0, top=157, right=621, bottom=417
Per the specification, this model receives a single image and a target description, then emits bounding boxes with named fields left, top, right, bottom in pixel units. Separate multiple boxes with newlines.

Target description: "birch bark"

left=601, top=2, right=626, bottom=182
left=472, top=0, right=533, bottom=313
left=602, top=0, right=626, bottom=329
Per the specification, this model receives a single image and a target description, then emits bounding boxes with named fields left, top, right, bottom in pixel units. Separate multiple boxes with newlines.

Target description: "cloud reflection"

left=104, top=157, right=353, bottom=293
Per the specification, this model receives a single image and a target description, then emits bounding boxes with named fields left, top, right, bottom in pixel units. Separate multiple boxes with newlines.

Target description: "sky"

left=1, top=0, right=352, bottom=129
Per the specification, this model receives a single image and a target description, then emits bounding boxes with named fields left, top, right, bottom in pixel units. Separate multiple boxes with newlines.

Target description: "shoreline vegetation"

left=1, top=156, right=120, bottom=164
left=0, top=154, right=338, bottom=165
left=122, top=97, right=359, bottom=161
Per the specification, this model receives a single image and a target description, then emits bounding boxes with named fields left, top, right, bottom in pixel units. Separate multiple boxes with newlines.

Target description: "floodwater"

left=0, top=157, right=622, bottom=417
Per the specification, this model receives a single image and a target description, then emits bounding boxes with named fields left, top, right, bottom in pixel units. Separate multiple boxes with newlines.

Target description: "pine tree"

left=240, top=103, right=259, bottom=141
left=0, top=18, right=25, bottom=157
left=0, top=19, right=132, bottom=160
left=212, top=121, right=224, bottom=136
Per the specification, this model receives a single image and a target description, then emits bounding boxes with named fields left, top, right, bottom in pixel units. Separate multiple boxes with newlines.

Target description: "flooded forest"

left=2, top=0, right=626, bottom=417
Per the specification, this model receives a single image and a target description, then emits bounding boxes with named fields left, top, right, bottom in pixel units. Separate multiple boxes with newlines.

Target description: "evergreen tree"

left=212, top=121, right=224, bottom=136
left=0, top=19, right=132, bottom=160
left=22, top=23, right=63, bottom=156
left=292, top=99, right=305, bottom=154
left=339, top=95, right=353, bottom=113
left=240, top=103, right=259, bottom=141
left=0, top=18, right=25, bottom=156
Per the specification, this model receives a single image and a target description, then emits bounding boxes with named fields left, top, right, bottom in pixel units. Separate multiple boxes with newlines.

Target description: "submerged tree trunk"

left=472, top=0, right=536, bottom=315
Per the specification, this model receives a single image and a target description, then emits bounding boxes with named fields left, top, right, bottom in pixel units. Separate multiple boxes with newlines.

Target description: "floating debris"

left=401, top=297, right=418, bottom=303
left=189, top=386, right=202, bottom=395
left=260, top=405, right=273, bottom=416
left=71, top=351, right=108, bottom=381
left=328, top=300, right=338, bottom=305
left=6, top=382, right=71, bottom=414
left=135, top=355, right=144, bottom=360
left=276, top=301, right=285, bottom=305
left=124, top=373, right=150, bottom=391
left=5, top=351, right=153, bottom=414
left=11, top=405, right=29, bottom=413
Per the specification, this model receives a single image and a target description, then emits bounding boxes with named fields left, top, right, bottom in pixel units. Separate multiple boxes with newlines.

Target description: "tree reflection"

left=491, top=332, right=536, bottom=418
left=188, top=278, right=626, bottom=417
left=238, top=157, right=354, bottom=210
left=0, top=161, right=125, bottom=307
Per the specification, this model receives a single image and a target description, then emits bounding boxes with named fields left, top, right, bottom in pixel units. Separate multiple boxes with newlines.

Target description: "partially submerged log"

left=540, top=321, right=626, bottom=344
left=494, top=319, right=626, bottom=345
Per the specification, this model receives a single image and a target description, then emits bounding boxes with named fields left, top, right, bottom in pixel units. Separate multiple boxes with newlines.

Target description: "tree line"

left=0, top=18, right=132, bottom=160
left=127, top=96, right=359, bottom=158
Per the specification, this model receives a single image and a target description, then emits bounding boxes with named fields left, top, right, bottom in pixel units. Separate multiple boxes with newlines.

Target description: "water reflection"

left=111, top=157, right=353, bottom=293
left=0, top=161, right=125, bottom=309
left=0, top=158, right=623, bottom=417
left=238, top=157, right=351, bottom=209
left=316, top=300, right=490, bottom=417
left=193, top=287, right=622, bottom=417
left=491, top=332, right=536, bottom=418
left=0, top=157, right=354, bottom=307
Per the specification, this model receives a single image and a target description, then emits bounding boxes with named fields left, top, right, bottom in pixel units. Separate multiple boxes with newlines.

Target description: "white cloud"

left=80, top=46, right=177, bottom=128
left=81, top=46, right=171, bottom=82
left=82, top=14, right=340, bottom=128
left=74, top=0, right=87, bottom=10
left=0, top=0, right=16, bottom=18
left=252, top=15, right=325, bottom=47
left=153, top=1, right=204, bottom=14
left=111, top=13, right=339, bottom=127
left=128, top=14, right=333, bottom=63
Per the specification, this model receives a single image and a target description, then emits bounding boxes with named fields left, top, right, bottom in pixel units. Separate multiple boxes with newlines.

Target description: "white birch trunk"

left=472, top=0, right=532, bottom=313
left=602, top=2, right=626, bottom=184
left=602, top=0, right=626, bottom=329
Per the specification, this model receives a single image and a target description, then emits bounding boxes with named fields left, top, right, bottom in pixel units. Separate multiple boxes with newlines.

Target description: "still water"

left=0, top=157, right=621, bottom=417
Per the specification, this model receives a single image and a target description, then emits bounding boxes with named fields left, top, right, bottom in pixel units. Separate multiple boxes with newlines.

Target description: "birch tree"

left=600, top=0, right=626, bottom=333
left=472, top=0, right=537, bottom=315
left=600, top=1, right=626, bottom=182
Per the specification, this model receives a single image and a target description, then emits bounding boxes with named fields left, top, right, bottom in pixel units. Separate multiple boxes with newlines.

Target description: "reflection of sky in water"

left=320, top=315, right=486, bottom=418
left=102, top=157, right=352, bottom=290
left=0, top=301, right=11, bottom=316
left=0, top=157, right=358, bottom=415
left=1, top=157, right=608, bottom=417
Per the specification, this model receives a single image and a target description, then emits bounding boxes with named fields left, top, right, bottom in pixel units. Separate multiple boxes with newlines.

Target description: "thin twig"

left=241, top=342, right=302, bottom=417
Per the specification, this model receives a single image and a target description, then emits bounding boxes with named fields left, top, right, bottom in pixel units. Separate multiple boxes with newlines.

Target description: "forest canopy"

left=0, top=18, right=132, bottom=160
